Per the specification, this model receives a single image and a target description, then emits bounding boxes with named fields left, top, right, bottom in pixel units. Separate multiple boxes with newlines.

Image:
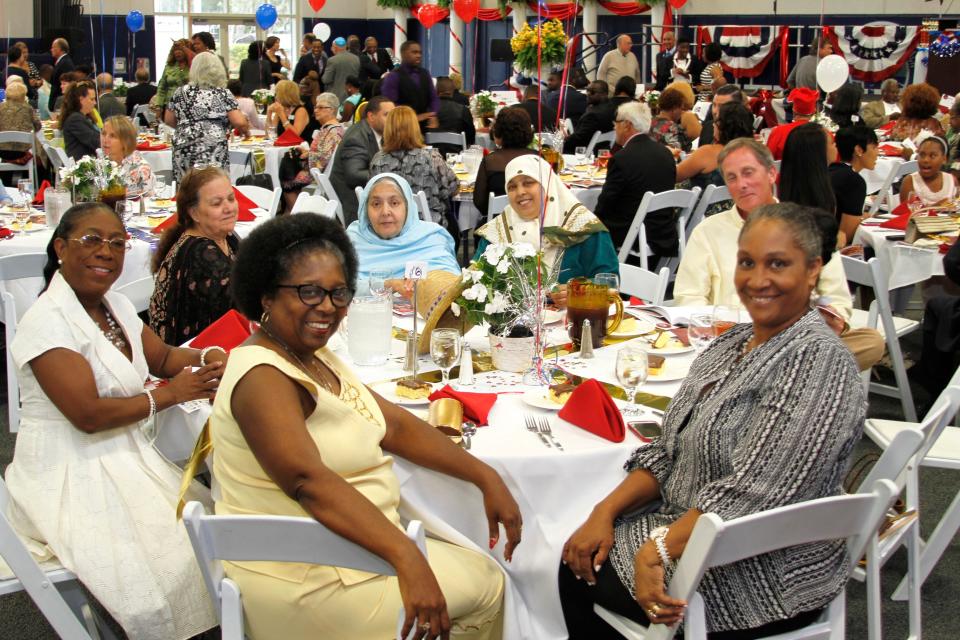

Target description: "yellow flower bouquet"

left=510, top=19, right=567, bottom=73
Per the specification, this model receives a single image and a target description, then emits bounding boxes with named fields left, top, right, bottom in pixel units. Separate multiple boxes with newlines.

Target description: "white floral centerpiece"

left=59, top=155, right=124, bottom=203
left=470, top=90, right=500, bottom=118
left=251, top=88, right=275, bottom=111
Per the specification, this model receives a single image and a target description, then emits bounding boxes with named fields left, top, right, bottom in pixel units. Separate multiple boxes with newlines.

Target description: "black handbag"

left=278, top=147, right=304, bottom=184
left=235, top=153, right=274, bottom=190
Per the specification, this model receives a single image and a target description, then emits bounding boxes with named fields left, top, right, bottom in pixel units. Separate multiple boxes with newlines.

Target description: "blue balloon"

left=255, top=4, right=278, bottom=30
left=125, top=10, right=145, bottom=33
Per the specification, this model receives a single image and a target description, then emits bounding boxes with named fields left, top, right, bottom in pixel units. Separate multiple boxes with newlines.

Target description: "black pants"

left=558, top=562, right=824, bottom=639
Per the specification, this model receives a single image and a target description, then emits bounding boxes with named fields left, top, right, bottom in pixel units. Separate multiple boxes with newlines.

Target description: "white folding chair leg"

left=892, top=487, right=960, bottom=602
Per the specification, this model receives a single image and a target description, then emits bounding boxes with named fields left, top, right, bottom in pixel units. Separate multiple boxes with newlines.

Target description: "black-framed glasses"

left=277, top=283, right=354, bottom=308
left=70, top=234, right=131, bottom=253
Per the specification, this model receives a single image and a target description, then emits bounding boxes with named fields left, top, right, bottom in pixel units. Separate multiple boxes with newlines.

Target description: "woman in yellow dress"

left=211, top=213, right=521, bottom=639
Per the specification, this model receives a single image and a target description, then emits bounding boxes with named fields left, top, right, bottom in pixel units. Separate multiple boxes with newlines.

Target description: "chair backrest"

left=228, top=149, right=252, bottom=178
left=132, top=103, right=156, bottom=125
left=182, top=501, right=427, bottom=638
left=487, top=193, right=509, bottom=219
left=648, top=479, right=899, bottom=640
left=290, top=192, right=343, bottom=224
left=686, top=183, right=731, bottom=238
left=310, top=167, right=344, bottom=222
left=868, top=159, right=917, bottom=215
left=563, top=118, right=574, bottom=135
left=586, top=129, right=616, bottom=156
left=414, top=190, right=431, bottom=221
left=113, top=276, right=155, bottom=314
left=0, top=131, right=34, bottom=147
left=0, top=253, right=48, bottom=433
left=616, top=188, right=701, bottom=267
left=322, top=149, right=337, bottom=178
left=44, top=144, right=74, bottom=171
left=619, top=264, right=670, bottom=306
left=425, top=131, right=467, bottom=150
left=236, top=184, right=281, bottom=218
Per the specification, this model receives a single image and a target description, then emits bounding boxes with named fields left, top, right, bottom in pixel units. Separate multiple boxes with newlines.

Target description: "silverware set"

left=524, top=415, right=564, bottom=451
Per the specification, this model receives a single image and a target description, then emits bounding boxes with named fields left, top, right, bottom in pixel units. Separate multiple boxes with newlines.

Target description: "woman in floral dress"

left=100, top=116, right=155, bottom=197
left=165, top=52, right=249, bottom=181
left=287, top=92, right=344, bottom=195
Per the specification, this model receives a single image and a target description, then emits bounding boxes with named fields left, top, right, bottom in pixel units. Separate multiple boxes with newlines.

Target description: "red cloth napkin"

left=32, top=180, right=51, bottom=205
left=629, top=296, right=646, bottom=306
left=190, top=310, right=252, bottom=351
left=879, top=144, right=903, bottom=157
left=152, top=213, right=179, bottom=233
left=879, top=121, right=897, bottom=133
left=0, top=228, right=12, bottom=239
left=558, top=379, right=625, bottom=443
left=136, top=141, right=170, bottom=151
left=428, top=385, right=498, bottom=426
left=233, top=187, right=260, bottom=220
left=879, top=203, right=913, bottom=230
left=273, top=128, right=304, bottom=146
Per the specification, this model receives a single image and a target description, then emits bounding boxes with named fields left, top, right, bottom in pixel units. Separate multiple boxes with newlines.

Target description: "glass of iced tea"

left=712, top=305, right=742, bottom=335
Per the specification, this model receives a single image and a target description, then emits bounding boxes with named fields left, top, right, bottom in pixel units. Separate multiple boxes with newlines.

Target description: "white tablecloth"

left=854, top=221, right=946, bottom=289
left=141, top=144, right=287, bottom=187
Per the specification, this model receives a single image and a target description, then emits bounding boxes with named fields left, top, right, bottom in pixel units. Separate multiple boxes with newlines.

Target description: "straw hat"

left=415, top=270, right=473, bottom=354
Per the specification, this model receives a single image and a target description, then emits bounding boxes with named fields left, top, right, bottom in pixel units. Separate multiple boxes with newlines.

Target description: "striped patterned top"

left=608, top=309, right=865, bottom=632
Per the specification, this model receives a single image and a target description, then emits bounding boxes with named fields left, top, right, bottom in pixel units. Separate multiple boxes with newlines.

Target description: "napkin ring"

left=427, top=398, right=464, bottom=444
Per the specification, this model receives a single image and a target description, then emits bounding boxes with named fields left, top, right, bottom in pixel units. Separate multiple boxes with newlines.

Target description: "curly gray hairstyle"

left=616, top=101, right=652, bottom=134
left=315, top=92, right=340, bottom=110
left=189, top=51, right=226, bottom=89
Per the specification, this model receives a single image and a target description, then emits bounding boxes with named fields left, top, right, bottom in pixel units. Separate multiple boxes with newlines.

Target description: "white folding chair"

left=425, top=131, right=467, bottom=151
left=563, top=118, right=574, bottom=135
left=868, top=160, right=917, bottom=215
left=585, top=129, right=616, bottom=157
left=414, top=190, right=431, bottom=221
left=617, top=188, right=701, bottom=273
left=686, top=184, right=730, bottom=239
left=0, top=476, right=105, bottom=639
left=229, top=149, right=252, bottom=181
left=113, top=275, right=155, bottom=314
left=290, top=192, right=342, bottom=224
left=236, top=184, right=281, bottom=218
left=322, top=149, right=336, bottom=179
left=487, top=193, right=509, bottom=220
left=619, top=264, right=670, bottom=306
left=182, top=501, right=428, bottom=640
left=594, top=479, right=899, bottom=640
left=842, top=255, right=920, bottom=422
left=43, top=143, right=74, bottom=172
left=0, top=253, right=47, bottom=433
left=132, top=103, right=156, bottom=125
left=0, top=131, right=36, bottom=189
left=310, top=167, right=344, bottom=223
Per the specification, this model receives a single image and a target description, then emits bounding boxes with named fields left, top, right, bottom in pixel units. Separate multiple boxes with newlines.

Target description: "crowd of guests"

left=1, top=26, right=959, bottom=640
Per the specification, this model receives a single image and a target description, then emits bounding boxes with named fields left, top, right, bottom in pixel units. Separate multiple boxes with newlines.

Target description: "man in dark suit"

left=381, top=40, right=439, bottom=130
left=48, top=37, right=75, bottom=114
left=593, top=101, right=677, bottom=260
left=95, top=73, right=125, bottom=120
left=434, top=77, right=475, bottom=156
left=125, top=67, right=157, bottom=122
left=544, top=71, right=587, bottom=127
left=517, top=85, right=559, bottom=132
left=360, top=37, right=393, bottom=79
left=654, top=30, right=675, bottom=91
left=563, top=81, right=633, bottom=153
left=330, top=96, right=395, bottom=224
left=293, top=38, right=328, bottom=90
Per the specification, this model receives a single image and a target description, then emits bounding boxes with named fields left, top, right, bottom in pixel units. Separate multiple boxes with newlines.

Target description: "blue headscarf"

left=346, top=173, right=460, bottom=292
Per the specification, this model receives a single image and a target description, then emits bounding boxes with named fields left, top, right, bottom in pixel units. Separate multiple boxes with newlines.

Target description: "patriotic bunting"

left=697, top=26, right=788, bottom=79
left=825, top=24, right=919, bottom=83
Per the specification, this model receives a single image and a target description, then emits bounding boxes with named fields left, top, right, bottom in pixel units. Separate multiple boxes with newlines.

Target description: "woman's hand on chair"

left=396, top=552, right=452, bottom=640
left=633, top=543, right=686, bottom=626
left=561, top=509, right=614, bottom=585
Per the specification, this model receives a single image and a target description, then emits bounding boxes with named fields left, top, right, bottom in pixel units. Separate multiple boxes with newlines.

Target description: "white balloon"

left=816, top=54, right=849, bottom=93
left=313, top=22, right=331, bottom=43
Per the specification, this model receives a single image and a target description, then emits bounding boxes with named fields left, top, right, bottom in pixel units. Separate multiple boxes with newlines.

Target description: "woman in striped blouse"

left=559, top=202, right=866, bottom=638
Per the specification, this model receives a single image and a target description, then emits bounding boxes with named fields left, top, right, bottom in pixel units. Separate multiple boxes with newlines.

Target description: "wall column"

left=582, top=1, right=598, bottom=79
left=393, top=8, right=408, bottom=55
left=450, top=12, right=465, bottom=79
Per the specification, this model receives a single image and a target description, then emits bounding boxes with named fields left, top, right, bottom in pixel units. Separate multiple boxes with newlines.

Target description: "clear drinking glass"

left=369, top=268, right=391, bottom=297
left=153, top=176, right=166, bottom=200
left=688, top=312, right=717, bottom=354
left=574, top=146, right=587, bottom=165
left=445, top=152, right=459, bottom=168
left=712, top=304, right=742, bottom=335
left=594, top=272, right=620, bottom=297
left=115, top=200, right=134, bottom=224
left=615, top=343, right=649, bottom=415
left=430, top=328, right=462, bottom=386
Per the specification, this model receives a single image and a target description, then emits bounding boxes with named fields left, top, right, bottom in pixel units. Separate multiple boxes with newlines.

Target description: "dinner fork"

left=524, top=415, right=553, bottom=449
left=537, top=417, right=564, bottom=451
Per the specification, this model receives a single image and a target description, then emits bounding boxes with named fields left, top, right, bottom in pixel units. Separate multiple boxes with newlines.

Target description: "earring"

left=260, top=309, right=270, bottom=325
left=809, top=290, right=819, bottom=308
left=58, top=258, right=63, bottom=265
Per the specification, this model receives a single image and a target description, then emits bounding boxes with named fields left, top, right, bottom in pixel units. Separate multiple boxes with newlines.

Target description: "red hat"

left=789, top=87, right=819, bottom=116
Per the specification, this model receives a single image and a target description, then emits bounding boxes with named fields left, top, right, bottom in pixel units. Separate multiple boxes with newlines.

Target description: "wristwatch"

left=649, top=526, right=673, bottom=570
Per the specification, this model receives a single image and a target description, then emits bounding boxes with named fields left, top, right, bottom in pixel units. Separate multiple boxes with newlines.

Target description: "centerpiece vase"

left=488, top=330, right=537, bottom=372
left=98, top=185, right=127, bottom=210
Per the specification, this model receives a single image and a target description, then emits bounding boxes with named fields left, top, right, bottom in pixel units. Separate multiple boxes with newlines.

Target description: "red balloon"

left=417, top=4, right=444, bottom=29
left=308, top=0, right=325, bottom=10
left=453, top=0, right=479, bottom=23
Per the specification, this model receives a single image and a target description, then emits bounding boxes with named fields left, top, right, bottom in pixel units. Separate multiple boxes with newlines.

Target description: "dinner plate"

left=129, top=215, right=170, bottom=230
left=542, top=309, right=565, bottom=325
left=6, top=222, right=47, bottom=233
left=644, top=357, right=691, bottom=382
left=371, top=380, right=434, bottom=406
left=521, top=389, right=564, bottom=411
left=607, top=316, right=657, bottom=339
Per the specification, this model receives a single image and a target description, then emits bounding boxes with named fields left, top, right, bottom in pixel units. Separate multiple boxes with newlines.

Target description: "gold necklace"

left=259, top=325, right=336, bottom=395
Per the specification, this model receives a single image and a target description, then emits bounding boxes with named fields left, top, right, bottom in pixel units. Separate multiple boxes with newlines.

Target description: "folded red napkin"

left=558, top=379, right=625, bottom=443
left=152, top=213, right=179, bottom=233
left=233, top=187, right=260, bottom=220
left=428, top=385, right=497, bottom=426
left=190, top=309, right=252, bottom=351
left=273, top=128, right=304, bottom=147
left=629, top=296, right=646, bottom=306
left=878, top=144, right=903, bottom=157
left=136, top=142, right=169, bottom=151
left=0, top=228, right=12, bottom=239
left=879, top=121, right=897, bottom=132
left=879, top=203, right=912, bottom=230
left=32, top=180, right=51, bottom=205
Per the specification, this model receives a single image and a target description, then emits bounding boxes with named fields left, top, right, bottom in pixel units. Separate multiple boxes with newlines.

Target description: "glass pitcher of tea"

left=566, top=276, right=623, bottom=348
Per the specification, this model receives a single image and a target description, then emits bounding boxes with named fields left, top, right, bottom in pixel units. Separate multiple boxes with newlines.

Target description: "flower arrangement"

left=455, top=242, right=557, bottom=336
left=251, top=88, right=275, bottom=110
left=641, top=89, right=661, bottom=113
left=470, top=91, right=499, bottom=117
left=510, top=19, right=567, bottom=73
left=810, top=110, right=838, bottom=133
left=59, top=155, right=125, bottom=203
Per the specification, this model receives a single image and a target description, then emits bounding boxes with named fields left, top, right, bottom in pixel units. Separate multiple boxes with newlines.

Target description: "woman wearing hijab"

left=347, top=173, right=460, bottom=295
left=473, top=155, right=619, bottom=307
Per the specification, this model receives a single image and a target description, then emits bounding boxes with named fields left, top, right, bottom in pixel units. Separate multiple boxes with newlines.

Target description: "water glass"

left=430, top=329, right=462, bottom=386
left=688, top=313, right=717, bottom=354
left=574, top=146, right=588, bottom=165
left=346, top=296, right=393, bottom=365
left=712, top=305, right=742, bottom=335
left=369, top=268, right=391, bottom=297
left=445, top=153, right=459, bottom=168
left=594, top=272, right=620, bottom=297
left=615, top=343, right=649, bottom=415
left=17, top=179, right=33, bottom=206
left=115, top=200, right=134, bottom=224
left=153, top=176, right=166, bottom=199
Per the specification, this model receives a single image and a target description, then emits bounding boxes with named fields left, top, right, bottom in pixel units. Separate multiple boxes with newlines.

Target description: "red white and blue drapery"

left=825, top=24, right=919, bottom=83
left=696, top=26, right=789, bottom=79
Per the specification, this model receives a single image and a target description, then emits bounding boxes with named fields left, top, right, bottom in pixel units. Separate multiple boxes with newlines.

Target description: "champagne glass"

left=430, top=329, right=462, bottom=386
left=369, top=268, right=391, bottom=297
left=153, top=175, right=166, bottom=200
left=574, top=146, right=587, bottom=166
left=615, top=343, right=649, bottom=415
left=16, top=179, right=33, bottom=234
left=712, top=304, right=742, bottom=335
left=115, top=199, right=134, bottom=225
left=688, top=313, right=717, bottom=354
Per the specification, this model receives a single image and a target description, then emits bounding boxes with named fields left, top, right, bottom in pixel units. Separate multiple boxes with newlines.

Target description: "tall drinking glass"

left=430, top=329, right=462, bottom=386
left=712, top=304, right=742, bottom=335
left=153, top=176, right=166, bottom=200
left=688, top=313, right=717, bottom=354
left=369, top=268, right=391, bottom=297
left=346, top=296, right=393, bottom=365
left=616, top=343, right=649, bottom=415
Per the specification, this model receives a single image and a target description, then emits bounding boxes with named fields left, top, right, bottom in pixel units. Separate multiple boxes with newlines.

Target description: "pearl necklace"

left=97, top=306, right=128, bottom=353
left=259, top=325, right=335, bottom=395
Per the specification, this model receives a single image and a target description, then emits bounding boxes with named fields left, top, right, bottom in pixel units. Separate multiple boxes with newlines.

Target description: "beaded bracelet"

left=199, top=346, right=227, bottom=367
left=143, top=389, right=156, bottom=419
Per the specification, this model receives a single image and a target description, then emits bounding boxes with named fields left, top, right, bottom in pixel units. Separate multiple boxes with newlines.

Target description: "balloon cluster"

left=930, top=32, right=960, bottom=59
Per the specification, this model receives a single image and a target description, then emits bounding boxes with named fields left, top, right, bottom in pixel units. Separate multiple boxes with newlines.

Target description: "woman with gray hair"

left=287, top=92, right=344, bottom=199
left=164, top=51, right=250, bottom=180
left=0, top=81, right=40, bottom=163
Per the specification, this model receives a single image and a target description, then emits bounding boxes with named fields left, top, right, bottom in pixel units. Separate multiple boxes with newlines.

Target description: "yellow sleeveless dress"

left=210, top=345, right=503, bottom=639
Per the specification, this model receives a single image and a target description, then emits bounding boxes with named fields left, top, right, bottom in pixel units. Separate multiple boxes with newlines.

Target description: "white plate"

left=371, top=380, right=434, bottom=406
left=543, top=309, right=564, bottom=325
left=7, top=223, right=47, bottom=234
left=129, top=215, right=169, bottom=230
left=608, top=316, right=656, bottom=339
left=521, top=389, right=565, bottom=411
left=645, top=357, right=691, bottom=382
left=633, top=331, right=695, bottom=355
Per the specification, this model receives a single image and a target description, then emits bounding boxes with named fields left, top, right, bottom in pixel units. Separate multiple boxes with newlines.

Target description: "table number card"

left=405, top=261, right=428, bottom=280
